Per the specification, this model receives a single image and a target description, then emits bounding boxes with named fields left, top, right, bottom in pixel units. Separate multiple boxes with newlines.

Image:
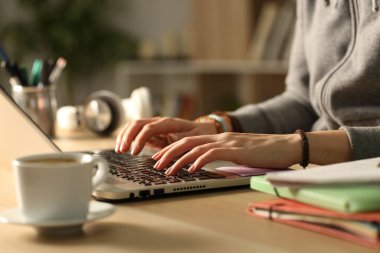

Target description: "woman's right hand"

left=115, top=117, right=218, bottom=155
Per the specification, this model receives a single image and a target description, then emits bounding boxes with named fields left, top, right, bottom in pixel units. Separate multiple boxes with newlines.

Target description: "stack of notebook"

left=248, top=157, right=380, bottom=248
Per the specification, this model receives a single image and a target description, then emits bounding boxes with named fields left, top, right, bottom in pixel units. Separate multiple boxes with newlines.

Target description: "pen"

left=0, top=61, right=15, bottom=77
left=0, top=46, right=10, bottom=64
left=41, top=59, right=54, bottom=85
left=13, top=63, right=28, bottom=86
left=19, top=64, right=29, bottom=85
left=30, top=59, right=43, bottom=86
left=0, top=47, right=17, bottom=78
left=48, top=57, right=66, bottom=84
left=0, top=47, right=27, bottom=86
left=1, top=62, right=26, bottom=86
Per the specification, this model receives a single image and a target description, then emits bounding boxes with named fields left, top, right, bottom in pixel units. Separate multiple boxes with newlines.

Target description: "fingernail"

left=165, top=167, right=172, bottom=175
left=151, top=152, right=160, bottom=160
left=119, top=141, right=126, bottom=153
left=188, top=164, right=196, bottom=173
left=154, top=160, right=161, bottom=169
left=131, top=145, right=138, bottom=155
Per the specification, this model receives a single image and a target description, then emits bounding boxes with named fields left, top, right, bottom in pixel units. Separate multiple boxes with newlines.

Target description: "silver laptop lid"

left=0, top=85, right=60, bottom=165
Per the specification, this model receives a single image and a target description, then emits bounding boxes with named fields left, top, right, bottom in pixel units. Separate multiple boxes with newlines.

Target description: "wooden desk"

left=0, top=137, right=376, bottom=253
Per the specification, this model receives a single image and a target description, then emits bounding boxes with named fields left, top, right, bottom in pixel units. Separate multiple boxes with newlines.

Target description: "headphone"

left=56, top=87, right=153, bottom=137
left=83, top=90, right=124, bottom=136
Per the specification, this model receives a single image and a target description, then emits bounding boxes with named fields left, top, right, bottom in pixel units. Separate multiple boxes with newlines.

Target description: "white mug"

left=12, top=152, right=109, bottom=222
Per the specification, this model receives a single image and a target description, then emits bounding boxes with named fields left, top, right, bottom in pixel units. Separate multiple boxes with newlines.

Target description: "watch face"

left=84, top=98, right=112, bottom=132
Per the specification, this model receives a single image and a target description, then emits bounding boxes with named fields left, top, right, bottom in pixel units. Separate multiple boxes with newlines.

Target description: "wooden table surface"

left=0, top=137, right=377, bottom=253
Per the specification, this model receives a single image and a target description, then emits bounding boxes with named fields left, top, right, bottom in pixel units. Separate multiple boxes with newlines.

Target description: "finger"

left=118, top=121, right=140, bottom=153
left=132, top=118, right=188, bottom=155
left=151, top=151, right=160, bottom=161
left=188, top=148, right=232, bottom=173
left=155, top=135, right=216, bottom=170
left=119, top=118, right=157, bottom=153
left=151, top=134, right=187, bottom=161
left=167, top=129, right=198, bottom=144
left=146, top=136, right=169, bottom=150
left=152, top=139, right=179, bottom=161
left=165, top=143, right=221, bottom=175
left=115, top=123, right=128, bottom=153
left=154, top=132, right=216, bottom=161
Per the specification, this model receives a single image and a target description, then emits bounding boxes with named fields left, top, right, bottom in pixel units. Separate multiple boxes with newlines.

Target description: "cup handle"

left=92, top=156, right=109, bottom=189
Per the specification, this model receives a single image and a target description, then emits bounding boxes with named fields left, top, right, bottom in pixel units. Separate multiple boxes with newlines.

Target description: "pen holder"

left=11, top=85, right=57, bottom=137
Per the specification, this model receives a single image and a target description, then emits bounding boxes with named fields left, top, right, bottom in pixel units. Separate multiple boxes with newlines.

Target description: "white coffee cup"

left=12, top=152, right=109, bottom=222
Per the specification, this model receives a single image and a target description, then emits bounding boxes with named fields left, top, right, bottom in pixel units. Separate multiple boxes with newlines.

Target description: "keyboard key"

left=99, top=150, right=225, bottom=185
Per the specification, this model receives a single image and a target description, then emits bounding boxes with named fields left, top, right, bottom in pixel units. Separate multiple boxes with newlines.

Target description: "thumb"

left=167, top=130, right=196, bottom=144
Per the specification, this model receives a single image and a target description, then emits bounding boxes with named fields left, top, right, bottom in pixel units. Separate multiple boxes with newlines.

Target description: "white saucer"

left=0, top=201, right=115, bottom=236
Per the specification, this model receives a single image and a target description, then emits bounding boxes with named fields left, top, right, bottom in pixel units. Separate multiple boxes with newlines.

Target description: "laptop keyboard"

left=99, top=150, right=225, bottom=186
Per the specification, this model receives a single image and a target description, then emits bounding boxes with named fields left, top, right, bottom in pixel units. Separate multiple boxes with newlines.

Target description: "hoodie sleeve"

left=230, top=0, right=318, bottom=134
left=341, top=126, right=380, bottom=160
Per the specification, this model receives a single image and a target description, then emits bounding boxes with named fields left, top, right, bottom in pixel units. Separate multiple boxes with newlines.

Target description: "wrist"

left=288, top=133, right=304, bottom=167
left=201, top=121, right=219, bottom=135
left=307, top=130, right=351, bottom=165
left=211, top=111, right=234, bottom=132
left=195, top=113, right=233, bottom=133
left=195, top=112, right=234, bottom=134
left=194, top=116, right=220, bottom=133
left=293, top=129, right=309, bottom=168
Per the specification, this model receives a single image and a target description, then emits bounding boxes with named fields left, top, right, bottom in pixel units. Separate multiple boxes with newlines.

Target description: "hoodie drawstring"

left=326, top=0, right=378, bottom=13
left=334, top=0, right=340, bottom=9
left=324, top=0, right=340, bottom=9
left=373, top=0, right=379, bottom=12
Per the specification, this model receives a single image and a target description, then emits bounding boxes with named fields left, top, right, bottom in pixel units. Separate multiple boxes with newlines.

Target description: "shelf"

left=115, top=60, right=289, bottom=76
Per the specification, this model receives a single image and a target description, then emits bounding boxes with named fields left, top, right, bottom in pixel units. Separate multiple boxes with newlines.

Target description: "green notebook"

left=251, top=176, right=380, bottom=213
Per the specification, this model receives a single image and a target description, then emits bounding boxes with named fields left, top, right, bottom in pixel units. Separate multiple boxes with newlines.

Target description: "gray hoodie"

left=231, top=0, right=380, bottom=161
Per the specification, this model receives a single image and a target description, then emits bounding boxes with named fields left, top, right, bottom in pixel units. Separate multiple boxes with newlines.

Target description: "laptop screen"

left=0, top=85, right=60, bottom=165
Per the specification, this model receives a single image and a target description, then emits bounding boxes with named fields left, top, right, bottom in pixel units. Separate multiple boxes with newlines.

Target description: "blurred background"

left=0, top=0, right=294, bottom=120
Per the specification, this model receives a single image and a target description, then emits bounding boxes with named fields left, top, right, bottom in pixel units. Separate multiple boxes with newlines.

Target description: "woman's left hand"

left=152, top=132, right=302, bottom=176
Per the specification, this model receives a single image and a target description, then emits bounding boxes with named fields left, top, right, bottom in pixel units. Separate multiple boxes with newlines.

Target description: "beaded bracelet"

left=295, top=129, right=309, bottom=169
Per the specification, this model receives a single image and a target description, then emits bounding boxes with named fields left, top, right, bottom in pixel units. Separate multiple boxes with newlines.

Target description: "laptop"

left=0, top=85, right=266, bottom=201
